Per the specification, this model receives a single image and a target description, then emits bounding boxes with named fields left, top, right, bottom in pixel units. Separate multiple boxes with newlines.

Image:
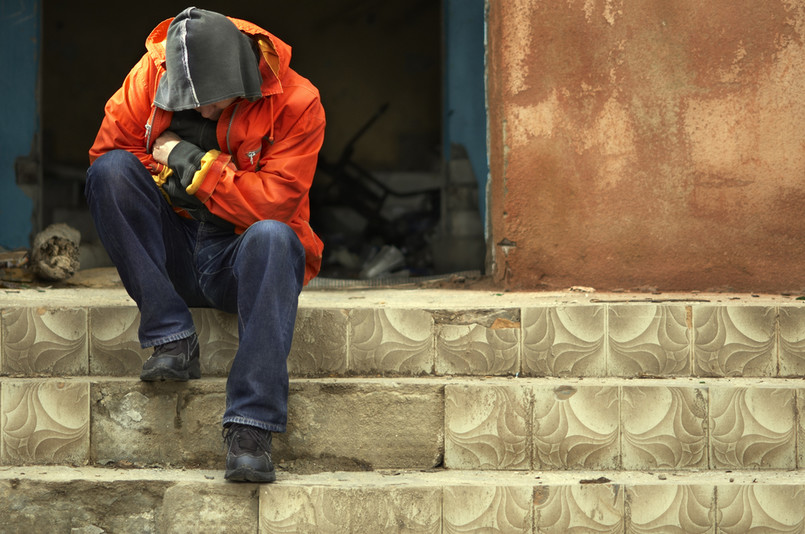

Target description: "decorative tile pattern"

left=89, top=307, right=148, bottom=376
left=533, top=485, right=623, bottom=533
left=608, top=305, right=690, bottom=377
left=622, top=386, right=707, bottom=470
left=1, top=380, right=89, bottom=465
left=779, top=307, right=805, bottom=377
left=445, top=383, right=530, bottom=469
left=436, top=321, right=519, bottom=375
left=717, top=485, right=805, bottom=533
left=522, top=306, right=606, bottom=377
left=191, top=308, right=238, bottom=376
left=350, top=309, right=433, bottom=375
left=2, top=308, right=88, bottom=376
left=626, top=486, right=714, bottom=533
left=289, top=308, right=348, bottom=376
left=444, top=486, right=532, bottom=533
left=533, top=385, right=619, bottom=470
left=261, top=486, right=441, bottom=534
left=693, top=306, right=775, bottom=377
left=710, top=387, right=795, bottom=469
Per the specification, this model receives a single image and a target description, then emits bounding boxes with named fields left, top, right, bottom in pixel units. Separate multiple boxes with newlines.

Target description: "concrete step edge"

left=1, top=465, right=802, bottom=486
left=0, top=286, right=794, bottom=308
left=6, top=466, right=803, bottom=533
left=4, top=375, right=805, bottom=387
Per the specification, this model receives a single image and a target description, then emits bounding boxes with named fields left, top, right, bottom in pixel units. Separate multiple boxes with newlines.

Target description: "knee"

left=85, top=150, right=147, bottom=198
left=245, top=220, right=300, bottom=247
left=241, top=221, right=304, bottom=261
left=87, top=150, right=140, bottom=180
left=238, top=221, right=305, bottom=285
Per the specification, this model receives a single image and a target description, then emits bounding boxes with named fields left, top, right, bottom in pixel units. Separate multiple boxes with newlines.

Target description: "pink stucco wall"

left=488, top=0, right=805, bottom=292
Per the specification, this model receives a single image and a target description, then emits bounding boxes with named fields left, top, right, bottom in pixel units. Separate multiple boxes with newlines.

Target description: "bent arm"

left=189, top=97, right=326, bottom=229
left=88, top=53, right=163, bottom=173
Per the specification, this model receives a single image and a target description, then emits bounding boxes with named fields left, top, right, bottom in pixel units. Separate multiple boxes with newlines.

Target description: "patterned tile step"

left=0, top=377, right=443, bottom=470
left=3, top=376, right=805, bottom=473
left=445, top=376, right=805, bottom=472
left=2, top=466, right=805, bottom=533
left=2, top=289, right=805, bottom=379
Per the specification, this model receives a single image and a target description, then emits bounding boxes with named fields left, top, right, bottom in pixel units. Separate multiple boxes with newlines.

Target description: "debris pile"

left=30, top=223, right=81, bottom=281
left=0, top=223, right=81, bottom=288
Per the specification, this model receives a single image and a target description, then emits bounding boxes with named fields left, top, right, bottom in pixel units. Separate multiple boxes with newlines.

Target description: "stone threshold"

left=2, top=465, right=804, bottom=485
left=4, top=466, right=805, bottom=533
left=0, top=285, right=801, bottom=308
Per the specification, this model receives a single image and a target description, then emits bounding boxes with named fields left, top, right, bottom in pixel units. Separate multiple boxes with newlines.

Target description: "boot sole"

left=225, top=465, right=276, bottom=483
left=140, top=361, right=201, bottom=382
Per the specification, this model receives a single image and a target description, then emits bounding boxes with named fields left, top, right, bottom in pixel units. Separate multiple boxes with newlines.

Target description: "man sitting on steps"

left=85, top=7, right=325, bottom=482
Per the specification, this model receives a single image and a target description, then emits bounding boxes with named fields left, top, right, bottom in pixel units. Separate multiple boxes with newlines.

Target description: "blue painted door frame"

left=0, top=0, right=39, bottom=249
left=444, top=0, right=488, bottom=227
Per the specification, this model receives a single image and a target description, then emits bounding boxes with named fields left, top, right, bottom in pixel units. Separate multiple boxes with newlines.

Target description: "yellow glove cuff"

left=152, top=165, right=173, bottom=187
left=186, top=150, right=220, bottom=195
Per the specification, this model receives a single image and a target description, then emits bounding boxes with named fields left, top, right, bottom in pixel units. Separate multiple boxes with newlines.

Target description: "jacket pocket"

left=238, top=142, right=262, bottom=172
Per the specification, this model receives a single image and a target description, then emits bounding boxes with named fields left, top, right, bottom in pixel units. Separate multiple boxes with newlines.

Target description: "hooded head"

left=153, top=7, right=263, bottom=112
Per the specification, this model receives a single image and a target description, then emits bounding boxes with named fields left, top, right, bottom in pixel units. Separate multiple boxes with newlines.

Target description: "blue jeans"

left=85, top=150, right=305, bottom=432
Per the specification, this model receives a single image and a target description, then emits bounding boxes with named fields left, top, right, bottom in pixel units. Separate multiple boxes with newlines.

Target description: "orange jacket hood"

left=145, top=13, right=291, bottom=101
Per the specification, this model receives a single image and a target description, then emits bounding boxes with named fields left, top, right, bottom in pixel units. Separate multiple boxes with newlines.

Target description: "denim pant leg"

left=84, top=150, right=198, bottom=347
left=196, top=220, right=306, bottom=432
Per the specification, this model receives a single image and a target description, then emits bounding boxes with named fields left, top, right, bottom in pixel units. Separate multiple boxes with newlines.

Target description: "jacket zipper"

left=227, top=102, right=260, bottom=168
left=145, top=119, right=153, bottom=150
left=226, top=102, right=240, bottom=155
left=145, top=106, right=158, bottom=151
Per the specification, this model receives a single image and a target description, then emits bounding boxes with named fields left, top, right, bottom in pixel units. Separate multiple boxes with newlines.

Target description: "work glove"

left=164, top=141, right=205, bottom=209
left=163, top=141, right=234, bottom=231
left=162, top=171, right=203, bottom=211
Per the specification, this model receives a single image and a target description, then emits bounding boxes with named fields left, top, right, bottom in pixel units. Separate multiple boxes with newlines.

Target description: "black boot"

left=140, top=333, right=201, bottom=381
left=223, top=423, right=276, bottom=483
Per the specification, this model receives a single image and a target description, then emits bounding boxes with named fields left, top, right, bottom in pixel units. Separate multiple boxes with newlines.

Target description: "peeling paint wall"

left=488, top=0, right=805, bottom=292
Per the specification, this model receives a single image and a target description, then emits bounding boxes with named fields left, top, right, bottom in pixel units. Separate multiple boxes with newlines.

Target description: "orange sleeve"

left=195, top=95, right=326, bottom=230
left=88, top=53, right=162, bottom=173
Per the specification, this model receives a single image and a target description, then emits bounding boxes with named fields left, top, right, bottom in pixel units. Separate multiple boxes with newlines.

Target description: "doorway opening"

left=41, top=0, right=487, bottom=282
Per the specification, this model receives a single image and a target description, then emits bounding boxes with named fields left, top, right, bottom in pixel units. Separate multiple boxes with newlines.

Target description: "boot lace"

left=223, top=424, right=272, bottom=456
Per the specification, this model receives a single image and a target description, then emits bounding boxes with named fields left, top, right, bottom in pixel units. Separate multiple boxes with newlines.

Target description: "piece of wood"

left=30, top=223, right=81, bottom=281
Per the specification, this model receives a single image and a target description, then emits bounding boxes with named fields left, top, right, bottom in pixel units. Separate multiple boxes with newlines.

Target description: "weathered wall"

left=488, top=0, right=805, bottom=292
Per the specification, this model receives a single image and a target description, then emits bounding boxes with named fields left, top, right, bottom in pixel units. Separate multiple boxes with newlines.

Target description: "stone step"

left=1, top=287, right=804, bottom=379
left=2, top=466, right=805, bottom=533
left=3, top=287, right=804, bottom=531
left=3, top=376, right=805, bottom=473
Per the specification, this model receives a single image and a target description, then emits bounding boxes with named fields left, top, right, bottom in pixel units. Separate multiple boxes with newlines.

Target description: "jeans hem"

left=141, top=328, right=197, bottom=349
left=222, top=415, right=285, bottom=433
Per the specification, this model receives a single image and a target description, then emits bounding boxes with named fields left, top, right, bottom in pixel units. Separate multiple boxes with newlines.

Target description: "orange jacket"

left=89, top=16, right=325, bottom=284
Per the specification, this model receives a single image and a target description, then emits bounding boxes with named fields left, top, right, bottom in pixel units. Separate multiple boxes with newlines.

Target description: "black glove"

left=168, top=141, right=205, bottom=186
left=162, top=170, right=204, bottom=210
left=162, top=140, right=204, bottom=210
left=164, top=141, right=234, bottom=231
